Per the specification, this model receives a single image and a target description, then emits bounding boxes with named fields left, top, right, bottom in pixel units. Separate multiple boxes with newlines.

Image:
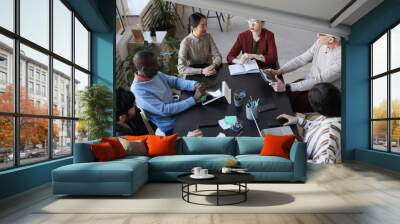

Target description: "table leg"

left=245, top=183, right=247, bottom=201
left=217, top=184, right=220, bottom=206
left=195, top=184, right=198, bottom=192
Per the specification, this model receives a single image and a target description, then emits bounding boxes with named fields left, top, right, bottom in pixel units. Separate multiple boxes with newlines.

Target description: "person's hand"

left=264, top=69, right=283, bottom=79
left=195, top=82, right=207, bottom=93
left=201, top=65, right=217, bottom=76
left=277, top=114, right=298, bottom=126
left=187, top=129, right=203, bottom=137
left=239, top=53, right=252, bottom=64
left=194, top=85, right=206, bottom=102
left=118, top=114, right=128, bottom=123
left=270, top=75, right=286, bottom=92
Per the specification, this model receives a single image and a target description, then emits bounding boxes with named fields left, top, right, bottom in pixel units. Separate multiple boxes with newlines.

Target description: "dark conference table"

left=174, top=64, right=294, bottom=137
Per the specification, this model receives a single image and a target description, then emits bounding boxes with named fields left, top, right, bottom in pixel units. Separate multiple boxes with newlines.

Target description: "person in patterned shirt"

left=277, top=83, right=341, bottom=164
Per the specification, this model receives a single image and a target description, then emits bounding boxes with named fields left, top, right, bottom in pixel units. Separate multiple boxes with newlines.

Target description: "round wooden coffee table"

left=177, top=173, right=255, bottom=206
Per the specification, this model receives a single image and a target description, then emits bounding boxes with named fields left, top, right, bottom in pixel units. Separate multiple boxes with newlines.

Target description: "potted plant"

left=151, top=0, right=179, bottom=36
left=79, top=84, right=113, bottom=140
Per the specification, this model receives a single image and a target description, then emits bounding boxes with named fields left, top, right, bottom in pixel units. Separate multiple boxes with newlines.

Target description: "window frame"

left=0, top=0, right=92, bottom=171
left=370, top=19, right=400, bottom=154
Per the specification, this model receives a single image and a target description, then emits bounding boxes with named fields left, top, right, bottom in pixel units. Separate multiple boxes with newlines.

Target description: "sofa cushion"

left=180, top=137, right=235, bottom=155
left=236, top=137, right=263, bottom=155
left=147, top=135, right=177, bottom=157
left=260, top=135, right=296, bottom=159
left=149, top=154, right=235, bottom=172
left=118, top=137, right=147, bottom=156
left=53, top=158, right=147, bottom=183
left=101, top=137, right=127, bottom=158
left=236, top=155, right=293, bottom=172
left=91, top=142, right=118, bottom=162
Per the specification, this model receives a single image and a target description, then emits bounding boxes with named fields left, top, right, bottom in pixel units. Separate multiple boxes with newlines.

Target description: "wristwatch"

left=285, top=84, right=292, bottom=92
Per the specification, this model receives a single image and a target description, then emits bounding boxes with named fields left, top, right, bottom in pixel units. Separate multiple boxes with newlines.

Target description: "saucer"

left=190, top=174, right=215, bottom=179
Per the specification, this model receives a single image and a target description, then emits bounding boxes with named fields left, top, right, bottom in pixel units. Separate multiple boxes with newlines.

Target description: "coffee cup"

left=221, top=167, right=232, bottom=174
left=191, top=167, right=202, bottom=176
left=199, top=169, right=208, bottom=176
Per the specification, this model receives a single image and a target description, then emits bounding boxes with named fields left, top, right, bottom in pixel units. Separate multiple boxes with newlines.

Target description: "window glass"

left=20, top=0, right=49, bottom=49
left=20, top=44, right=49, bottom=115
left=74, top=18, right=89, bottom=70
left=372, top=76, right=387, bottom=119
left=53, top=0, right=72, bottom=60
left=372, top=33, right=387, bottom=76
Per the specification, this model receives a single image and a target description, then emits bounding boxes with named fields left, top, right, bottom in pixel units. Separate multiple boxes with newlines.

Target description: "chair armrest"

left=289, top=140, right=307, bottom=182
left=73, top=140, right=100, bottom=163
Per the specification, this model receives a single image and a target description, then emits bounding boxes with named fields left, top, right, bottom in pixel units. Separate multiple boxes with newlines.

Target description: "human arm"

left=209, top=35, right=222, bottom=67
left=161, top=73, right=197, bottom=91
left=227, top=33, right=243, bottom=63
left=280, top=40, right=318, bottom=74
left=289, top=52, right=341, bottom=92
left=136, top=91, right=197, bottom=117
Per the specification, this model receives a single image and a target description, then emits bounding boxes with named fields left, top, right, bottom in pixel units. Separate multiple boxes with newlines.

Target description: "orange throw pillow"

left=101, top=137, right=127, bottom=158
left=259, top=134, right=296, bottom=159
left=124, top=135, right=149, bottom=141
left=146, top=135, right=177, bottom=157
left=91, top=142, right=117, bottom=162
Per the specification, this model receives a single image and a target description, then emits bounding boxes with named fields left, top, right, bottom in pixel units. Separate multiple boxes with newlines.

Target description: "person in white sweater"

left=266, top=33, right=341, bottom=112
left=277, top=83, right=341, bottom=164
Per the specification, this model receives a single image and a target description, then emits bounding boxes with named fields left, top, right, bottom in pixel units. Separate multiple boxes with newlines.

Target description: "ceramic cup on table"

left=199, top=169, right=209, bottom=176
left=191, top=167, right=202, bottom=176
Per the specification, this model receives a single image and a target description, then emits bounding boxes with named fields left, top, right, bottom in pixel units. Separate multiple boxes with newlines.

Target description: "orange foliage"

left=0, top=84, right=60, bottom=149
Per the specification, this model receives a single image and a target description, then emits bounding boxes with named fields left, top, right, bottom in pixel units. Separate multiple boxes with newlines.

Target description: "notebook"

left=202, top=81, right=232, bottom=106
left=228, top=59, right=259, bottom=76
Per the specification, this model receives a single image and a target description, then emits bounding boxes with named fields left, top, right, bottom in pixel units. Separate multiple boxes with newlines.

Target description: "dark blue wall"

left=0, top=0, right=115, bottom=200
left=344, top=0, right=400, bottom=170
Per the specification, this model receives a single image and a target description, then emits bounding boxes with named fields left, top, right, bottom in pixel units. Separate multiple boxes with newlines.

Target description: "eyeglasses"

left=247, top=19, right=262, bottom=24
left=317, top=33, right=336, bottom=39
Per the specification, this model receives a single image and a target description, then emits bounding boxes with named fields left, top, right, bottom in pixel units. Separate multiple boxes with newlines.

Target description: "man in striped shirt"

left=277, top=83, right=341, bottom=164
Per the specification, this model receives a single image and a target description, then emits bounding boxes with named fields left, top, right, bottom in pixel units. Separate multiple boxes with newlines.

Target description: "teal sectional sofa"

left=52, top=137, right=306, bottom=196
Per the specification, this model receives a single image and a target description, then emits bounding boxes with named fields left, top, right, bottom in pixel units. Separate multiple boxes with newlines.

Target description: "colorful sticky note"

left=224, top=116, right=237, bottom=125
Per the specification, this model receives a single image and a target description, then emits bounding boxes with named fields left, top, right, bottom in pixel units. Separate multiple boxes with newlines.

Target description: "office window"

left=370, top=22, right=400, bottom=154
left=53, top=0, right=72, bottom=60
left=0, top=116, right=14, bottom=170
left=53, top=59, right=72, bottom=117
left=75, top=17, right=90, bottom=70
left=0, top=35, right=14, bottom=113
left=74, top=69, right=89, bottom=118
left=19, top=117, right=49, bottom=165
left=0, top=0, right=91, bottom=170
left=0, top=0, right=14, bottom=32
left=53, top=119, right=72, bottom=158
left=20, top=0, right=49, bottom=49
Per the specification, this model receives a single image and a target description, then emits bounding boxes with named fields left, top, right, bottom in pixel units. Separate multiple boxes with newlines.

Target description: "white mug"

left=221, top=167, right=232, bottom=174
left=200, top=169, right=208, bottom=176
left=191, top=167, right=202, bottom=176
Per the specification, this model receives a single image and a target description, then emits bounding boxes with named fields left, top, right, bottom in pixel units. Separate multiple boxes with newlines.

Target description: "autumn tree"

left=0, top=84, right=60, bottom=152
left=372, top=99, right=400, bottom=143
